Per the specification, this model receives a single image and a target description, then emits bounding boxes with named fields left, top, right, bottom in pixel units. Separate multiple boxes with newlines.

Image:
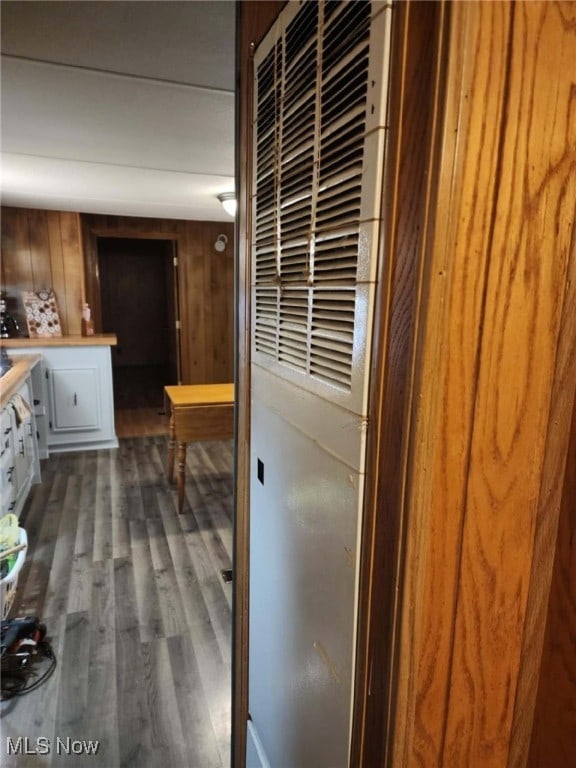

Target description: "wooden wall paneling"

left=47, top=211, right=68, bottom=333
left=173, top=222, right=186, bottom=384
left=1, top=208, right=34, bottom=322
left=224, top=233, right=234, bottom=385
left=183, top=221, right=208, bottom=384
left=207, top=221, right=234, bottom=383
left=442, top=2, right=576, bottom=764
left=205, top=220, right=232, bottom=383
left=81, top=216, right=101, bottom=332
left=508, top=5, right=576, bottom=750
left=59, top=212, right=84, bottom=335
left=3, top=208, right=234, bottom=381
left=175, top=223, right=190, bottom=385
left=233, top=3, right=286, bottom=766
left=177, top=221, right=192, bottom=383
left=1, top=208, right=29, bottom=333
left=27, top=208, right=52, bottom=290
left=202, top=224, right=216, bottom=383
left=390, top=1, right=576, bottom=767
left=391, top=2, right=514, bottom=765
left=511, top=240, right=576, bottom=768
left=527, top=400, right=576, bottom=767
left=1, top=207, right=85, bottom=335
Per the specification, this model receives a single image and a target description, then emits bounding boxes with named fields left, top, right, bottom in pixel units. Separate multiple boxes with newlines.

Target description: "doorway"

left=97, top=236, right=180, bottom=411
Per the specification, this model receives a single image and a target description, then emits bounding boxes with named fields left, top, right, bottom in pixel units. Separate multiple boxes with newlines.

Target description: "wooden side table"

left=164, top=383, right=234, bottom=513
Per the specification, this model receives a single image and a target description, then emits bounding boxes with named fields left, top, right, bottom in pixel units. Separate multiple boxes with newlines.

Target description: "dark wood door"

left=98, top=237, right=178, bottom=407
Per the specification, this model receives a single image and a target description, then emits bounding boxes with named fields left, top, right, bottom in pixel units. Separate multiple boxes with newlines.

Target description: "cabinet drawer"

left=50, top=368, right=101, bottom=431
left=0, top=408, right=12, bottom=457
left=0, top=442, right=17, bottom=516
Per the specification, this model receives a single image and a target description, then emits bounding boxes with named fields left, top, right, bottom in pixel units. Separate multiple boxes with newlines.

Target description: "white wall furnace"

left=248, top=2, right=392, bottom=766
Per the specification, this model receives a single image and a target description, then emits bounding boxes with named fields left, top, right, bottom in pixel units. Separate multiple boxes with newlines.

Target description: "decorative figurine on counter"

left=0, top=298, right=20, bottom=339
left=81, top=302, right=94, bottom=336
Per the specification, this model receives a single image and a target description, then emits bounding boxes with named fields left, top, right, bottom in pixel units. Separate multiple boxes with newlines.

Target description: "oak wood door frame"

left=386, top=3, right=576, bottom=767
left=83, top=225, right=183, bottom=386
left=350, top=1, right=450, bottom=765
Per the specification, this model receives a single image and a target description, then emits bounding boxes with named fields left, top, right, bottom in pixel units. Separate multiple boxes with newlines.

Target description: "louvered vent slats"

left=255, top=287, right=278, bottom=357
left=314, top=230, right=359, bottom=281
left=322, top=0, right=371, bottom=73
left=280, top=239, right=308, bottom=282
left=279, top=289, right=308, bottom=370
left=253, top=0, right=378, bottom=393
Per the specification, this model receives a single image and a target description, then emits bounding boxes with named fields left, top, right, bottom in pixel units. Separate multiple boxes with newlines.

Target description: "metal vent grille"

left=253, top=0, right=381, bottom=393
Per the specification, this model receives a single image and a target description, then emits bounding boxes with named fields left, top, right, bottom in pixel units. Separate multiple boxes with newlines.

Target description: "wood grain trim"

left=390, top=2, right=576, bottom=766
left=82, top=214, right=234, bottom=387
left=526, top=397, right=576, bottom=767
left=89, top=228, right=181, bottom=239
left=391, top=4, right=515, bottom=765
left=509, top=24, right=576, bottom=759
left=442, top=2, right=576, bottom=763
left=81, top=219, right=181, bottom=338
left=351, top=1, right=448, bottom=765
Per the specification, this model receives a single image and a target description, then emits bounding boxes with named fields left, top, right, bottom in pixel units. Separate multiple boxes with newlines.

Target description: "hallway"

left=1, top=436, right=233, bottom=768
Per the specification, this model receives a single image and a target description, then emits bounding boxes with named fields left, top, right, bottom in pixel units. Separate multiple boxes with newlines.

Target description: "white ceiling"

left=1, top=1, right=236, bottom=221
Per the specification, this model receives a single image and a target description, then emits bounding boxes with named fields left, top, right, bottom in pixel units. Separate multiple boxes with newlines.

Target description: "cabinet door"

left=10, top=406, right=32, bottom=491
left=0, top=409, right=16, bottom=516
left=0, top=445, right=17, bottom=516
left=50, top=368, right=100, bottom=431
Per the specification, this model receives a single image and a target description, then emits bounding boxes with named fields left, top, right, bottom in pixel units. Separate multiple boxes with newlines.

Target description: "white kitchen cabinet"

left=50, top=367, right=100, bottom=431
left=43, top=347, right=117, bottom=451
left=11, top=396, right=34, bottom=491
left=0, top=407, right=17, bottom=516
left=6, top=340, right=118, bottom=453
left=27, top=356, right=48, bottom=459
left=0, top=357, right=42, bottom=519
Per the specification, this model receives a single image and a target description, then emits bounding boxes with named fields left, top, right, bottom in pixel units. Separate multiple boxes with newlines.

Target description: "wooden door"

left=98, top=238, right=171, bottom=368
left=97, top=236, right=179, bottom=407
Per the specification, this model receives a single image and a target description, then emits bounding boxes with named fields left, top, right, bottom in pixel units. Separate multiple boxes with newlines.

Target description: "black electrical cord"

left=0, top=642, right=57, bottom=700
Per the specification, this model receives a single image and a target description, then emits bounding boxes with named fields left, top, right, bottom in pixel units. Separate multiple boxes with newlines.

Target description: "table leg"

left=177, top=441, right=187, bottom=514
left=168, top=410, right=175, bottom=482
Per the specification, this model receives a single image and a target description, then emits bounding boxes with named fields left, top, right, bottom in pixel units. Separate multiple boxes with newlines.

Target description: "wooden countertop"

left=0, top=354, right=42, bottom=408
left=0, top=334, right=118, bottom=348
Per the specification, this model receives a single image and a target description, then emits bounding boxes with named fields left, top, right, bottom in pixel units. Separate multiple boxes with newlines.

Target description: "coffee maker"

left=0, top=297, right=20, bottom=339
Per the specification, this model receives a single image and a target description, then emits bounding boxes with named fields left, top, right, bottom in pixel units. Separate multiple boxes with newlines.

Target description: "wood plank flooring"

left=1, top=435, right=233, bottom=768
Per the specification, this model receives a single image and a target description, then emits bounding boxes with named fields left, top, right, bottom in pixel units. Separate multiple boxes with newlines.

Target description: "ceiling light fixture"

left=217, top=192, right=237, bottom=218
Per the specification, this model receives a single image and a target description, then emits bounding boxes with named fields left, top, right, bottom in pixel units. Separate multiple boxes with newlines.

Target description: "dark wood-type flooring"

left=1, top=433, right=233, bottom=768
